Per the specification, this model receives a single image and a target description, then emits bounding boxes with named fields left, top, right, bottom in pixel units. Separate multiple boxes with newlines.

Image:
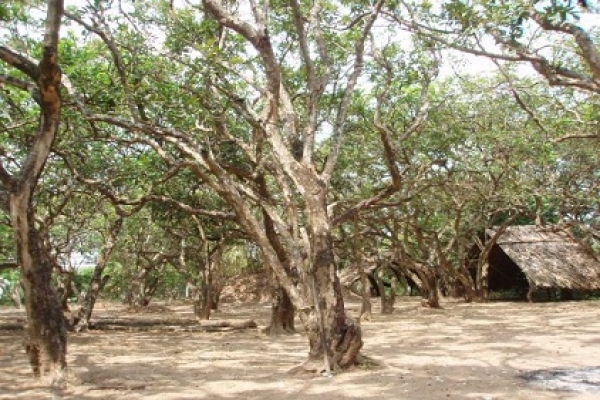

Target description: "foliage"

left=1, top=0, right=597, bottom=310
left=0, top=268, right=20, bottom=305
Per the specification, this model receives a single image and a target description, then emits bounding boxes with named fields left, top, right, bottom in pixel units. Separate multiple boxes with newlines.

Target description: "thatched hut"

left=478, top=225, right=600, bottom=300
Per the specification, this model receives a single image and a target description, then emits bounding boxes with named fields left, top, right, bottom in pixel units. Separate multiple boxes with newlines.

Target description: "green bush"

left=73, top=266, right=95, bottom=293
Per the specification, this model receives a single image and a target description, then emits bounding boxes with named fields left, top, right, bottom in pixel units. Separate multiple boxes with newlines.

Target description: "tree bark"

left=424, top=270, right=441, bottom=308
left=195, top=278, right=213, bottom=320
left=74, top=273, right=111, bottom=331
left=89, top=318, right=257, bottom=332
left=359, top=271, right=373, bottom=321
left=194, top=240, right=223, bottom=320
left=0, top=0, right=66, bottom=382
left=75, top=216, right=123, bottom=331
left=56, top=270, right=74, bottom=311
left=297, top=195, right=363, bottom=372
left=354, top=217, right=371, bottom=321
left=261, top=194, right=297, bottom=335
left=267, top=284, right=296, bottom=335
left=476, top=261, right=490, bottom=300
left=454, top=267, right=477, bottom=302
left=10, top=283, right=23, bottom=308
left=12, top=201, right=67, bottom=382
left=376, top=268, right=397, bottom=315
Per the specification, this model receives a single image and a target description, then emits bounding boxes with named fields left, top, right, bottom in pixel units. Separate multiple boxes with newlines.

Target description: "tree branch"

left=0, top=46, right=40, bottom=80
left=530, top=10, right=600, bottom=82
left=64, top=10, right=141, bottom=121
left=19, top=0, right=64, bottom=185
left=0, top=74, right=37, bottom=93
left=321, top=0, right=385, bottom=181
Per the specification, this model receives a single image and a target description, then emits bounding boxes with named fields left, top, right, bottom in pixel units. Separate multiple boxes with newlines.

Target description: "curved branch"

left=321, top=0, right=386, bottom=181
left=145, top=195, right=237, bottom=220
left=64, top=10, right=141, bottom=121
left=530, top=10, right=600, bottom=82
left=0, top=46, right=40, bottom=80
left=0, top=74, right=36, bottom=92
left=203, top=0, right=281, bottom=100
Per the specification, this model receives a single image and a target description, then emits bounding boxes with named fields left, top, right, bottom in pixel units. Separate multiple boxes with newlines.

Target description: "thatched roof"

left=486, top=225, right=600, bottom=290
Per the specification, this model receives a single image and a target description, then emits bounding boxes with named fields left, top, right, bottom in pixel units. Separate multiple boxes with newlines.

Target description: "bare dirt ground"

left=1, top=297, right=600, bottom=400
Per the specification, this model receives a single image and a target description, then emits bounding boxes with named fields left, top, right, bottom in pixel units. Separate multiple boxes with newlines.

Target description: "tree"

left=0, top=0, right=67, bottom=382
left=392, top=0, right=600, bottom=96
left=59, top=0, right=412, bottom=371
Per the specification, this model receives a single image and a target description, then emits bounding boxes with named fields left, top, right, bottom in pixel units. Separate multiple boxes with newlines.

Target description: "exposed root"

left=288, top=359, right=324, bottom=376
left=354, top=354, right=383, bottom=370
left=287, top=353, right=383, bottom=376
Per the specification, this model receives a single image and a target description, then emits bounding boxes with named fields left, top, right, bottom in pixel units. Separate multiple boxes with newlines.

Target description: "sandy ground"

left=1, top=297, right=600, bottom=400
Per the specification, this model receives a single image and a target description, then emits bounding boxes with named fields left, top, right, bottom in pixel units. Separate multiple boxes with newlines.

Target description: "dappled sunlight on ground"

left=1, top=298, right=600, bottom=399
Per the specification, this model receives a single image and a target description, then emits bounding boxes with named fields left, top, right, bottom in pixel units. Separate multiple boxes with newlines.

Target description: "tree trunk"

left=194, top=248, right=223, bottom=319
left=75, top=215, right=122, bottom=331
left=195, top=281, right=213, bottom=320
left=11, top=199, right=67, bottom=383
left=437, top=257, right=476, bottom=303
left=476, top=261, right=490, bottom=300
left=455, top=268, right=476, bottom=303
left=10, top=283, right=23, bottom=308
left=267, top=284, right=295, bottom=335
left=261, top=200, right=297, bottom=335
left=424, top=271, right=441, bottom=308
left=359, top=272, right=372, bottom=321
left=0, top=0, right=66, bottom=382
left=56, top=270, right=74, bottom=311
left=376, top=270, right=397, bottom=315
left=74, top=273, right=110, bottom=331
left=139, top=276, right=159, bottom=307
left=128, top=267, right=157, bottom=307
left=298, top=211, right=363, bottom=373
left=354, top=217, right=371, bottom=321
left=210, top=284, right=222, bottom=310
left=301, top=271, right=363, bottom=372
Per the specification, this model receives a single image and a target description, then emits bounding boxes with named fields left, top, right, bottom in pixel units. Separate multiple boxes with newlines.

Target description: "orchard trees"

left=59, top=0, right=437, bottom=371
left=0, top=0, right=597, bottom=383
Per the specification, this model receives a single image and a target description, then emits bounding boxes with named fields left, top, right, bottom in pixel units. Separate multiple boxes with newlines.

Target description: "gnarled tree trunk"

left=11, top=198, right=67, bottom=382
left=56, top=270, right=74, bottom=311
left=195, top=276, right=222, bottom=319
left=0, top=0, right=66, bottom=382
left=262, top=199, right=297, bottom=335
left=74, top=272, right=111, bottom=331
left=267, top=284, right=296, bottom=335
left=375, top=267, right=397, bottom=315
left=423, top=270, right=441, bottom=308
left=297, top=195, right=363, bottom=373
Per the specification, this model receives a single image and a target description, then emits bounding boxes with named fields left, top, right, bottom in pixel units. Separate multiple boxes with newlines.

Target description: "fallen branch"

left=0, top=321, right=24, bottom=330
left=0, top=318, right=258, bottom=332
left=88, top=318, right=257, bottom=332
